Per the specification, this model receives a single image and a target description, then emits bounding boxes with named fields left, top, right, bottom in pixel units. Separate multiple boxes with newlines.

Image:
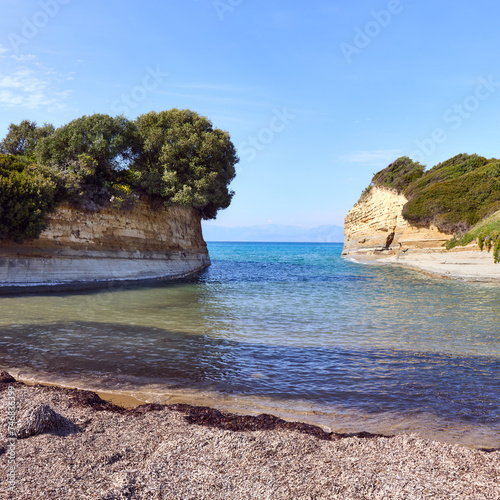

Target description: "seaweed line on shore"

left=0, top=372, right=389, bottom=444
left=1, top=371, right=498, bottom=453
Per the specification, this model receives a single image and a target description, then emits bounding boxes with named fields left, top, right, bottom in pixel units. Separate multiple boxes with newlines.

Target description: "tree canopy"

left=0, top=155, right=60, bottom=242
left=35, top=114, right=140, bottom=177
left=0, top=109, right=238, bottom=241
left=135, top=109, right=237, bottom=219
left=0, top=120, right=55, bottom=158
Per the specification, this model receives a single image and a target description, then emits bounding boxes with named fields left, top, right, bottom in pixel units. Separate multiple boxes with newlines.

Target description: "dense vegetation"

left=0, top=109, right=238, bottom=242
left=401, top=154, right=500, bottom=233
left=364, top=153, right=500, bottom=262
left=0, top=155, right=61, bottom=242
left=134, top=110, right=237, bottom=220
left=370, top=156, right=425, bottom=194
left=1, top=120, right=55, bottom=158
left=445, top=211, right=500, bottom=263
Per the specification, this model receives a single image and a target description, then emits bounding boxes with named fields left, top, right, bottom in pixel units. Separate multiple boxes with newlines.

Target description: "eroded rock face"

left=0, top=202, right=210, bottom=285
left=342, top=186, right=453, bottom=256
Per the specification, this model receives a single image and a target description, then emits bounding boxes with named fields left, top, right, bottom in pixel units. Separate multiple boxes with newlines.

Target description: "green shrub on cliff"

left=133, top=109, right=238, bottom=220
left=0, top=109, right=238, bottom=241
left=403, top=154, right=489, bottom=199
left=34, top=114, right=141, bottom=208
left=0, top=155, right=60, bottom=242
left=0, top=120, right=55, bottom=158
left=402, top=156, right=500, bottom=234
left=365, top=153, right=500, bottom=237
left=33, top=109, right=238, bottom=219
left=371, top=156, right=425, bottom=193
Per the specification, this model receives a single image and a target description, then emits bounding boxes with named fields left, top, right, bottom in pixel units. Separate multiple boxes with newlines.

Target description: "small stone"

left=0, top=372, right=17, bottom=384
left=16, top=403, right=78, bottom=439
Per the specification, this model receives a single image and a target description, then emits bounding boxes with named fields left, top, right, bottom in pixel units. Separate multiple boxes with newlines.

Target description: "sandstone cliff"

left=0, top=202, right=210, bottom=286
left=342, top=186, right=454, bottom=256
left=342, top=186, right=500, bottom=281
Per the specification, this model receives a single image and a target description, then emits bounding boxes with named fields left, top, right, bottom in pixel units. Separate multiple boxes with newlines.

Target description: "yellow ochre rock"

left=0, top=202, right=210, bottom=286
left=342, top=186, right=453, bottom=256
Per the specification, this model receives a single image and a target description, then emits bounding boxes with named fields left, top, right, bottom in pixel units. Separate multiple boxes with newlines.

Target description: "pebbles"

left=0, top=376, right=498, bottom=499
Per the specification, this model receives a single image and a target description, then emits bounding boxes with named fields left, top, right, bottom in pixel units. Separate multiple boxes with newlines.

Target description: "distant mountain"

left=201, top=224, right=344, bottom=242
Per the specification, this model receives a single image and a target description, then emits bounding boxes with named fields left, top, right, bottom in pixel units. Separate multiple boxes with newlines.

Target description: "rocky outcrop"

left=342, top=186, right=454, bottom=256
left=342, top=186, right=500, bottom=281
left=0, top=202, right=210, bottom=287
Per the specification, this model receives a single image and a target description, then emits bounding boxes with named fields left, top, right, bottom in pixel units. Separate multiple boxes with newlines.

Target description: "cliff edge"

left=342, top=186, right=453, bottom=256
left=0, top=202, right=210, bottom=288
left=342, top=186, right=500, bottom=281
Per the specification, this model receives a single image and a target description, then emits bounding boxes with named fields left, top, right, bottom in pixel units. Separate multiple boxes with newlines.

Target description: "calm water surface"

left=1, top=242, right=499, bottom=448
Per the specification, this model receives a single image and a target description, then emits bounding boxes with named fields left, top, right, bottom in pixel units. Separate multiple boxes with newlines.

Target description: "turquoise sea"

left=0, top=242, right=499, bottom=448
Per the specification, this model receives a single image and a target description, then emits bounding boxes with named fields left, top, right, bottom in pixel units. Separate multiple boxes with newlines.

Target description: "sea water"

left=0, top=242, right=499, bottom=448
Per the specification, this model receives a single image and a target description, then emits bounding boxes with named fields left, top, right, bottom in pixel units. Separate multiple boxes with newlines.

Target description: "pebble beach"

left=1, top=373, right=498, bottom=500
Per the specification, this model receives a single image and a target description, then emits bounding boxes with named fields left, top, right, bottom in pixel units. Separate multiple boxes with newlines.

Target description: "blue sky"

left=1, top=0, right=500, bottom=228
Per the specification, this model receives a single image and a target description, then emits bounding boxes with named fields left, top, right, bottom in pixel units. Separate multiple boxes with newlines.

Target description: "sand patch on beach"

left=347, top=249, right=500, bottom=282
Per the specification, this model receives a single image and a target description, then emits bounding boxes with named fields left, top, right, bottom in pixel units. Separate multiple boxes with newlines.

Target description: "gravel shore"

left=1, top=373, right=498, bottom=499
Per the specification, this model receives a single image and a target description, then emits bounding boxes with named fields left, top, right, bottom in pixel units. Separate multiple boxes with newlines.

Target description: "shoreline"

left=0, top=262, right=210, bottom=295
left=5, top=368, right=500, bottom=451
left=344, top=248, right=500, bottom=282
left=1, top=372, right=498, bottom=498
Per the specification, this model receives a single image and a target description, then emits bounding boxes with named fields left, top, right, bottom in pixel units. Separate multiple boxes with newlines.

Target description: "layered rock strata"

left=342, top=186, right=500, bottom=281
left=342, top=186, right=453, bottom=256
left=0, top=202, right=210, bottom=287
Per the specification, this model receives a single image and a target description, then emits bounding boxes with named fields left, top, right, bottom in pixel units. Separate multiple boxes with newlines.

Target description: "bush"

left=134, top=109, right=238, bottom=219
left=0, top=120, right=54, bottom=158
left=478, top=234, right=485, bottom=251
left=402, top=158, right=500, bottom=234
left=371, top=156, right=425, bottom=193
left=494, top=239, right=500, bottom=264
left=35, top=114, right=140, bottom=172
left=0, top=155, right=59, bottom=242
left=403, top=154, right=488, bottom=199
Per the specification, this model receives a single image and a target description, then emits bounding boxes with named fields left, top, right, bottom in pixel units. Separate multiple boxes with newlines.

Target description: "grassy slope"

left=402, top=155, right=500, bottom=233
left=367, top=154, right=500, bottom=234
left=365, top=154, right=500, bottom=261
left=446, top=209, right=500, bottom=263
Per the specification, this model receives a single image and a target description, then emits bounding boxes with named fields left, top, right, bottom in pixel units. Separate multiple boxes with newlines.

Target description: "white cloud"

left=340, top=149, right=402, bottom=166
left=11, top=54, right=36, bottom=62
left=0, top=56, right=73, bottom=111
left=0, top=90, right=23, bottom=106
left=0, top=45, right=9, bottom=55
left=0, top=69, right=48, bottom=93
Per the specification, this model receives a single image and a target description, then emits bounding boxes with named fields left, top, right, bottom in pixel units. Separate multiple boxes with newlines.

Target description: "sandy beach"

left=1, top=372, right=498, bottom=499
left=345, top=249, right=500, bottom=282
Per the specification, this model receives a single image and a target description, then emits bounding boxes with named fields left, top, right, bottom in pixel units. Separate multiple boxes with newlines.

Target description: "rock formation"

left=0, top=202, right=210, bottom=287
left=342, top=186, right=454, bottom=256
left=342, top=186, right=500, bottom=281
